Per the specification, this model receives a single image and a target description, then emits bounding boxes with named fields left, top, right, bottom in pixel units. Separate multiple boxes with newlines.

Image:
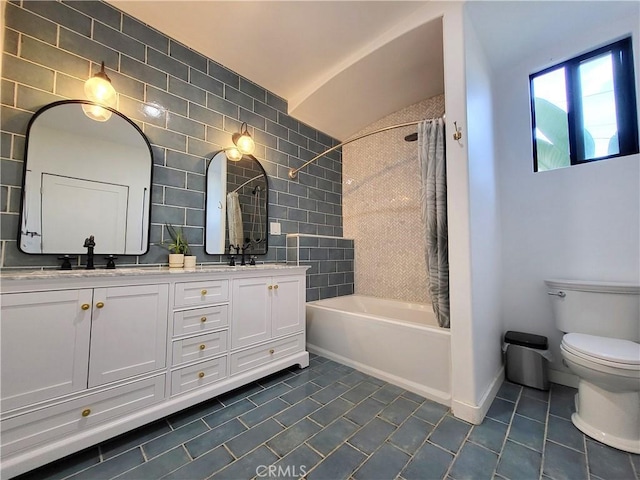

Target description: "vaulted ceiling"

left=108, top=1, right=444, bottom=140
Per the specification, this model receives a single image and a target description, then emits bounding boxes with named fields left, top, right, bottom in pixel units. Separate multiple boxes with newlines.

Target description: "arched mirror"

left=205, top=151, right=268, bottom=255
left=19, top=100, right=152, bottom=255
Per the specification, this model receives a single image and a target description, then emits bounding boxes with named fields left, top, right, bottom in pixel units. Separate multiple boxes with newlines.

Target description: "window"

left=530, top=37, right=638, bottom=172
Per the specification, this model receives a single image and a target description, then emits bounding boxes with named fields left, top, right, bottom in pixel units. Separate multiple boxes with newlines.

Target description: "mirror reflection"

left=19, top=100, right=152, bottom=255
left=205, top=151, right=268, bottom=255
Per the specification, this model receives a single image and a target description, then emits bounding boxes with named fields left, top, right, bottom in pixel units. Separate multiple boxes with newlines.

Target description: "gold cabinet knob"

left=200, top=317, right=207, bottom=323
left=269, top=349, right=275, bottom=354
left=268, top=285, right=273, bottom=290
left=201, top=289, right=207, bottom=296
left=198, top=371, right=205, bottom=378
left=274, top=285, right=279, bottom=290
left=96, top=302, right=104, bottom=309
left=81, top=408, right=91, bottom=417
left=81, top=303, right=90, bottom=311
left=199, top=344, right=206, bottom=350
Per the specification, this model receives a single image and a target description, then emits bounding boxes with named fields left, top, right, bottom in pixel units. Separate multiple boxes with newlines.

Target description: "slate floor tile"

left=344, top=396, right=386, bottom=426
left=212, top=445, right=278, bottom=480
left=184, top=418, right=246, bottom=459
left=275, top=397, right=322, bottom=427
left=238, top=397, right=289, bottom=427
left=371, top=383, right=404, bottom=404
left=379, top=396, right=418, bottom=425
left=272, top=444, right=322, bottom=479
left=586, top=439, right=636, bottom=480
left=401, top=441, right=454, bottom=480
left=486, top=398, right=516, bottom=424
left=203, top=399, right=256, bottom=429
left=348, top=417, right=397, bottom=455
left=266, top=418, right=321, bottom=457
left=496, top=440, right=541, bottom=480
left=162, top=445, right=233, bottom=480
left=166, top=398, right=223, bottom=429
left=308, top=397, right=353, bottom=426
left=68, top=449, right=144, bottom=480
left=542, top=440, right=588, bottom=480
left=353, top=442, right=410, bottom=480
left=100, top=421, right=171, bottom=460
left=467, top=417, right=508, bottom=453
left=388, top=415, right=432, bottom=455
left=515, top=395, right=547, bottom=423
left=142, top=420, right=209, bottom=459
left=546, top=415, right=584, bottom=452
left=496, top=382, right=521, bottom=402
left=413, top=399, right=449, bottom=424
left=306, top=417, right=360, bottom=456
left=521, top=385, right=549, bottom=402
left=216, top=383, right=264, bottom=406
left=248, top=382, right=292, bottom=405
left=280, top=381, right=322, bottom=405
left=311, top=381, right=351, bottom=404
left=341, top=381, right=380, bottom=404
left=429, top=415, right=472, bottom=454
left=114, top=446, right=190, bottom=480
left=449, top=441, right=498, bottom=480
left=225, top=418, right=284, bottom=458
left=307, top=443, right=365, bottom=480
left=548, top=385, right=576, bottom=420
left=507, top=414, right=545, bottom=452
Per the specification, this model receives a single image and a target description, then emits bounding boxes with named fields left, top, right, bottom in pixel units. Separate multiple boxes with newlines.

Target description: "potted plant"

left=165, top=224, right=191, bottom=269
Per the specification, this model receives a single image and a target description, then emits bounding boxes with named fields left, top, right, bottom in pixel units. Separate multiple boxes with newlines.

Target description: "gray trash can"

left=504, top=331, right=550, bottom=391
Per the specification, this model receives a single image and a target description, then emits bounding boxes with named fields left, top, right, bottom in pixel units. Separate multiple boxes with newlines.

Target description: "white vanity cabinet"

left=0, top=266, right=308, bottom=479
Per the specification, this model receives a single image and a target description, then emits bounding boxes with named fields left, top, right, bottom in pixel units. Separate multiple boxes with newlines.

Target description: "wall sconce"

left=223, top=122, right=255, bottom=161
left=232, top=122, right=255, bottom=155
left=82, top=61, right=116, bottom=122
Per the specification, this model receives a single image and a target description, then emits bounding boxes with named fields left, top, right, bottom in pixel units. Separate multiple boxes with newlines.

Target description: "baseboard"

left=549, top=368, right=579, bottom=388
left=452, top=366, right=505, bottom=425
left=307, top=343, right=451, bottom=407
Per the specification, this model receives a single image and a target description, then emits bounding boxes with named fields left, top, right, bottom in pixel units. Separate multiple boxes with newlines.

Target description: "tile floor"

left=16, top=354, right=640, bottom=480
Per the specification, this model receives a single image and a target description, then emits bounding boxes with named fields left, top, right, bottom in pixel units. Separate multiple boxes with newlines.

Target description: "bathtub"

left=306, top=294, right=451, bottom=405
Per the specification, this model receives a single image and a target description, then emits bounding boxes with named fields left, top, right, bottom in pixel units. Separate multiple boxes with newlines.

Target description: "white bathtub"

left=306, top=294, right=451, bottom=405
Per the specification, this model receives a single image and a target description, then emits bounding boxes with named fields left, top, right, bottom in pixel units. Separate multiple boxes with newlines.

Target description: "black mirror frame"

left=18, top=99, right=154, bottom=256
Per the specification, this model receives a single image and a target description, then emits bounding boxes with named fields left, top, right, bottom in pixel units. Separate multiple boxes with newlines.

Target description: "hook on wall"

left=453, top=122, right=462, bottom=141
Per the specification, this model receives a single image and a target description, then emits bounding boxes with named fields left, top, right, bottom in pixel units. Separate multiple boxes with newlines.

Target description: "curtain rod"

left=288, top=115, right=445, bottom=179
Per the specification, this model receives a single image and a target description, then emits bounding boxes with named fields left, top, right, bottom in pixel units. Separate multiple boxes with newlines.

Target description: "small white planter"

left=168, top=253, right=184, bottom=269
left=183, top=255, right=197, bottom=270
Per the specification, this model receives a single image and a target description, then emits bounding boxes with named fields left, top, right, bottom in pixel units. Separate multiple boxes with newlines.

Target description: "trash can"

left=503, top=331, right=550, bottom=390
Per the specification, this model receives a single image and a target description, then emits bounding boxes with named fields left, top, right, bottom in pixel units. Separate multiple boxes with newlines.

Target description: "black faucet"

left=240, top=244, right=250, bottom=266
left=83, top=235, right=95, bottom=270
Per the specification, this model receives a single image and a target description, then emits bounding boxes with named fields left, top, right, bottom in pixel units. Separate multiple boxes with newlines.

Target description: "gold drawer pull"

left=268, top=285, right=273, bottom=290
left=274, top=285, right=279, bottom=290
left=200, top=317, right=207, bottom=323
left=81, top=408, right=91, bottom=417
left=81, top=303, right=90, bottom=311
left=269, top=349, right=275, bottom=354
left=201, top=289, right=207, bottom=296
left=96, top=302, right=104, bottom=309
left=198, top=371, right=205, bottom=378
left=199, top=344, right=206, bottom=350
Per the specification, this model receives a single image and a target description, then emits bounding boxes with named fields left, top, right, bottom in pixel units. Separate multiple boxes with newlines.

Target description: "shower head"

left=404, top=132, right=418, bottom=142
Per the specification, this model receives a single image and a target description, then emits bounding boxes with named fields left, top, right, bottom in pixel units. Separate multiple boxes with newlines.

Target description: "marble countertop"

left=0, top=264, right=306, bottom=281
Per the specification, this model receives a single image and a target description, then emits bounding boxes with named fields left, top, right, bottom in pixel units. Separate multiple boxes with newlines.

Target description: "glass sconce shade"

left=81, top=103, right=112, bottom=122
left=232, top=122, right=255, bottom=155
left=84, top=62, right=116, bottom=108
left=225, top=147, right=243, bottom=161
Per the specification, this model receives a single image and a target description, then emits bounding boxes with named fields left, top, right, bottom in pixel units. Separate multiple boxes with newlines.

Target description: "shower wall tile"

left=287, top=234, right=354, bottom=301
left=343, top=95, right=444, bottom=304
left=1, top=0, right=342, bottom=270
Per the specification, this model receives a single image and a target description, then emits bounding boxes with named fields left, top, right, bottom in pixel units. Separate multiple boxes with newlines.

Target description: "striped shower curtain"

left=418, top=118, right=450, bottom=328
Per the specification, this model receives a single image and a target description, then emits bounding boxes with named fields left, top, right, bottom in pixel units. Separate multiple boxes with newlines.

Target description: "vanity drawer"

left=230, top=334, right=305, bottom=375
left=1, top=375, right=165, bottom=457
left=174, top=280, right=229, bottom=307
left=170, top=356, right=227, bottom=396
left=173, top=304, right=229, bottom=337
left=172, top=331, right=228, bottom=367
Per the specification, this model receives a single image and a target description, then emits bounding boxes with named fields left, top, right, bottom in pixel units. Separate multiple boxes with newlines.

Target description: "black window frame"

left=530, top=37, right=639, bottom=172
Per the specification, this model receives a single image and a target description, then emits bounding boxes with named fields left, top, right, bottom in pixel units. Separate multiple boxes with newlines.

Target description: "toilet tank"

left=545, top=279, right=640, bottom=341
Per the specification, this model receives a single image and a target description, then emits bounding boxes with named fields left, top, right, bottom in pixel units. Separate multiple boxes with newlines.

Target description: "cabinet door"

left=88, top=284, right=168, bottom=387
left=271, top=275, right=306, bottom=337
left=231, top=277, right=271, bottom=348
left=1, top=290, right=92, bottom=412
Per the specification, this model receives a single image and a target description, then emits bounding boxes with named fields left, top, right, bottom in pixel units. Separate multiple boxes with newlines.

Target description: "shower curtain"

left=418, top=118, right=450, bottom=328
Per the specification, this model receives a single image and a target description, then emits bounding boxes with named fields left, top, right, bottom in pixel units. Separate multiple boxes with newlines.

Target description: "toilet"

left=545, top=279, right=640, bottom=454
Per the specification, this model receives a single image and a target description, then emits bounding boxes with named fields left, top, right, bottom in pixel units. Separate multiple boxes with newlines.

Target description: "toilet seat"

left=562, top=333, right=640, bottom=369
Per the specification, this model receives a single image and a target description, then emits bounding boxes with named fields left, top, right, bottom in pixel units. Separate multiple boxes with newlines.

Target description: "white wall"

left=494, top=10, right=640, bottom=380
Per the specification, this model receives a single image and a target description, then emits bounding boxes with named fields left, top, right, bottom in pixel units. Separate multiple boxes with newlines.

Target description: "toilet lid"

left=563, top=333, right=640, bottom=365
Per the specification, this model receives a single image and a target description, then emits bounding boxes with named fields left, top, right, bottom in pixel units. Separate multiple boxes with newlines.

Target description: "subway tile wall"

left=0, top=0, right=343, bottom=270
left=287, top=234, right=355, bottom=301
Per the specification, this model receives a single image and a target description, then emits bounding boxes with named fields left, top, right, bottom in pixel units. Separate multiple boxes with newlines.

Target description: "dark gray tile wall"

left=287, top=234, right=354, bottom=301
left=0, top=0, right=342, bottom=269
